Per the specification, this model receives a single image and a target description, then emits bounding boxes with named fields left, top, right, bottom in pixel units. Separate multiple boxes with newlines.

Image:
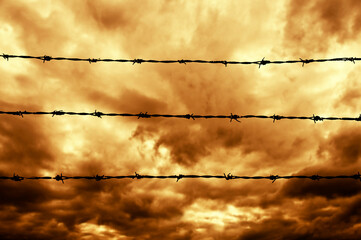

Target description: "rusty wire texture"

left=1, top=110, right=361, bottom=123
left=2, top=172, right=361, bottom=183
left=1, top=54, right=360, bottom=67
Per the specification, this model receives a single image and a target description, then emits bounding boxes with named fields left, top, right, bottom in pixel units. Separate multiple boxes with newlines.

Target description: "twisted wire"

left=1, top=54, right=359, bottom=67
left=1, top=111, right=361, bottom=123
left=2, top=172, right=361, bottom=183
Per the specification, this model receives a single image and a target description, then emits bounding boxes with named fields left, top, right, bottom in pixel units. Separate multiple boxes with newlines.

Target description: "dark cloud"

left=280, top=128, right=361, bottom=199
left=334, top=69, right=361, bottom=111
left=154, top=125, right=210, bottom=166
left=0, top=0, right=360, bottom=239
left=0, top=102, right=55, bottom=172
left=281, top=177, right=361, bottom=199
left=86, top=88, right=168, bottom=114
left=239, top=218, right=304, bottom=240
left=133, top=120, right=317, bottom=167
left=237, top=194, right=361, bottom=240
left=283, top=0, right=361, bottom=55
left=335, top=196, right=361, bottom=225
left=0, top=180, right=75, bottom=240
left=317, top=126, right=361, bottom=166
left=86, top=1, right=133, bottom=31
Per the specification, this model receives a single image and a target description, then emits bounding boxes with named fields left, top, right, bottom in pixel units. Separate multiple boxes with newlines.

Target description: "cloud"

left=86, top=88, right=168, bottom=115
left=283, top=0, right=361, bottom=56
left=0, top=101, right=55, bottom=172
left=334, top=68, right=361, bottom=111
left=0, top=0, right=360, bottom=239
left=317, top=126, right=361, bottom=166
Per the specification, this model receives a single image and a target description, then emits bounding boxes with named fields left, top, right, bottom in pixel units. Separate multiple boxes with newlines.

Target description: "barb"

left=185, top=113, right=195, bottom=120
left=2, top=172, right=361, bottom=183
left=269, top=175, right=279, bottom=183
left=312, top=114, right=323, bottom=123
left=134, top=172, right=142, bottom=179
left=6, top=173, right=25, bottom=182
left=258, top=57, right=270, bottom=68
left=93, top=110, right=103, bottom=118
left=2, top=53, right=9, bottom=61
left=54, top=173, right=65, bottom=184
left=137, top=112, right=150, bottom=119
left=176, top=174, right=184, bottom=182
left=346, top=57, right=356, bottom=64
left=353, top=172, right=361, bottom=181
left=88, top=58, right=99, bottom=64
left=224, top=173, right=234, bottom=180
left=356, top=114, right=361, bottom=121
left=94, top=174, right=106, bottom=181
left=178, top=59, right=186, bottom=65
left=1, top=110, right=361, bottom=123
left=272, top=114, right=282, bottom=123
left=1, top=54, right=360, bottom=67
left=230, top=113, right=240, bottom=122
left=299, top=58, right=313, bottom=67
left=42, top=55, right=52, bottom=63
left=14, top=111, right=24, bottom=118
left=52, top=110, right=65, bottom=117
left=311, top=174, right=321, bottom=181
left=132, top=59, right=144, bottom=65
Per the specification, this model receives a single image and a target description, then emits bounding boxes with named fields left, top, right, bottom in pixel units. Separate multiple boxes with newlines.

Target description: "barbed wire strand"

left=2, top=172, right=361, bottom=183
left=1, top=111, right=361, bottom=123
left=1, top=54, right=360, bottom=67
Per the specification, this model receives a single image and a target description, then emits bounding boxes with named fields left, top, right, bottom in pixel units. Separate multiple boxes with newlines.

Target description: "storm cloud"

left=0, top=0, right=360, bottom=239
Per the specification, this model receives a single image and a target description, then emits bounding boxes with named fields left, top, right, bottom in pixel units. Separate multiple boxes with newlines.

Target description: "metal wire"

left=1, top=54, right=359, bottom=67
left=2, top=172, right=361, bottom=183
left=0, top=111, right=361, bottom=123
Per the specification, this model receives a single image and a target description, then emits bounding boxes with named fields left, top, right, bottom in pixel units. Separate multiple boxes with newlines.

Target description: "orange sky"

left=1, top=0, right=361, bottom=239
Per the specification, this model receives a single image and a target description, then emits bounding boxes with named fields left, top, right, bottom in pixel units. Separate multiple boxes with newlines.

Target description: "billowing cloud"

left=0, top=0, right=360, bottom=239
left=283, top=0, right=361, bottom=56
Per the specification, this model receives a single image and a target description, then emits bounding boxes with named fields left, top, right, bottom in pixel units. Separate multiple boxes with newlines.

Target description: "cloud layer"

left=0, top=0, right=361, bottom=239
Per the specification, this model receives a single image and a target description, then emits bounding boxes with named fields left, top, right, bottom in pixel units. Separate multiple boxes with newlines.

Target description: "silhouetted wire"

left=2, top=172, right=361, bottom=183
left=0, top=111, right=361, bottom=123
left=1, top=54, right=360, bottom=67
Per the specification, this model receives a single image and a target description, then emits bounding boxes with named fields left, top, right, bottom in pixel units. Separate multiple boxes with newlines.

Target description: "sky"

left=0, top=0, right=361, bottom=239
